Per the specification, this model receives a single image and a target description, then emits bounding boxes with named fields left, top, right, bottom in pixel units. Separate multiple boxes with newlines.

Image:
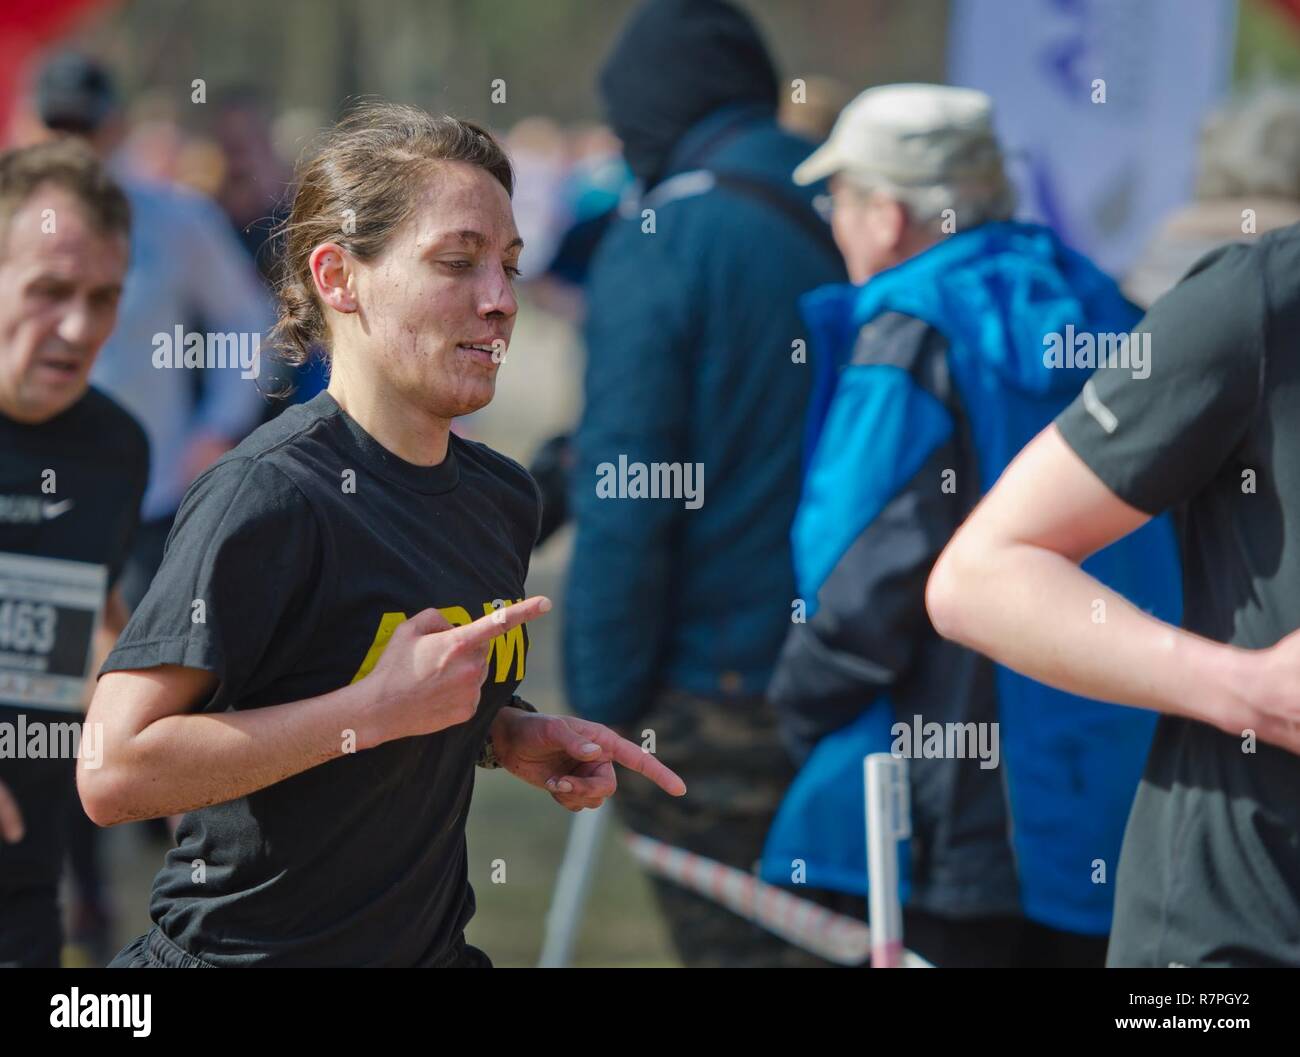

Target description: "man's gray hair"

left=846, top=139, right=1017, bottom=233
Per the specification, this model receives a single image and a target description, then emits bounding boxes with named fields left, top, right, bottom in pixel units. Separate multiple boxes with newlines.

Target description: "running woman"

left=927, top=225, right=1300, bottom=966
left=83, top=103, right=685, bottom=969
left=0, top=139, right=145, bottom=967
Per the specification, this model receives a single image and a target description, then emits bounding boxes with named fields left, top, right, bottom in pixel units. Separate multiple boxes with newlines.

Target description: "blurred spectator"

left=765, top=84, right=1181, bottom=966
left=542, top=125, right=631, bottom=293
left=33, top=50, right=272, bottom=961
left=564, top=0, right=845, bottom=967
left=520, top=123, right=630, bottom=336
left=1125, top=82, right=1300, bottom=307
left=212, top=88, right=322, bottom=413
left=778, top=74, right=851, bottom=143
left=35, top=51, right=272, bottom=607
left=115, top=91, right=188, bottom=186
left=214, top=87, right=292, bottom=280
left=523, top=126, right=630, bottom=546
left=505, top=116, right=570, bottom=278
left=0, top=138, right=145, bottom=968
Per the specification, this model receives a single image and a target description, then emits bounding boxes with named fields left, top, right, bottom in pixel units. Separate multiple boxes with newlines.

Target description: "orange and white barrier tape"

left=623, top=831, right=931, bottom=967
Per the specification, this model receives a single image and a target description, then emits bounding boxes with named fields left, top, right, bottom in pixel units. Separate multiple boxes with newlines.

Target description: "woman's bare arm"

left=77, top=597, right=552, bottom=825
left=79, top=665, right=371, bottom=825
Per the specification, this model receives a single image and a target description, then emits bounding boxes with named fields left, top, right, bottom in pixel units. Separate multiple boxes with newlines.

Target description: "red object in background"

left=1269, top=0, right=1300, bottom=27
left=0, top=0, right=118, bottom=146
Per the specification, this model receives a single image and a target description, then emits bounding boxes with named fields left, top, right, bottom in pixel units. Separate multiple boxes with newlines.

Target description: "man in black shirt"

left=0, top=139, right=145, bottom=966
left=927, top=225, right=1300, bottom=966
left=83, top=104, right=684, bottom=968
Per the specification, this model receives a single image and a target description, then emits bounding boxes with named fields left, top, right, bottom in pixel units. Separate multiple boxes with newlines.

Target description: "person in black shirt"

left=83, top=103, right=685, bottom=968
left=0, top=139, right=145, bottom=967
left=927, top=225, right=1300, bottom=966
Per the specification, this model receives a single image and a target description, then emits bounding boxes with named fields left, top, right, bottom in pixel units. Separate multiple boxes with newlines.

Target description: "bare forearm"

left=928, top=538, right=1252, bottom=731
left=83, top=589, right=129, bottom=711
left=85, top=679, right=370, bottom=825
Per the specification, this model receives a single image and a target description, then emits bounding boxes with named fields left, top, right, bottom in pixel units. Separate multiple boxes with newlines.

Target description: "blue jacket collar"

left=801, top=221, right=1140, bottom=400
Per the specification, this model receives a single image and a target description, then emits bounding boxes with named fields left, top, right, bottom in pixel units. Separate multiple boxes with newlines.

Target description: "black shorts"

left=109, top=927, right=494, bottom=968
left=109, top=927, right=216, bottom=968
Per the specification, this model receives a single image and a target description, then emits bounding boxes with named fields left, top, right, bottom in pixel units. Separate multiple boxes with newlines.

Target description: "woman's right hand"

left=1231, top=628, right=1300, bottom=757
left=362, top=596, right=551, bottom=747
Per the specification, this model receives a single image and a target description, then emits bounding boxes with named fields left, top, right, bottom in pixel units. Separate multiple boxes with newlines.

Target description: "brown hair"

left=271, top=102, right=514, bottom=367
left=0, top=137, right=130, bottom=244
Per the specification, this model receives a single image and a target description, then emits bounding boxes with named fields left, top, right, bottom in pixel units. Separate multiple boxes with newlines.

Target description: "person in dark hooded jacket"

left=563, top=0, right=845, bottom=966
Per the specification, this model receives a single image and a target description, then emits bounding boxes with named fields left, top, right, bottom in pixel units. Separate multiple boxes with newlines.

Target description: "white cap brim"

left=792, top=141, right=846, bottom=186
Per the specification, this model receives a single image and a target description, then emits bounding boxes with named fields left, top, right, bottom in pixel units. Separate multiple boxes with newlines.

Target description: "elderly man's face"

left=829, top=174, right=911, bottom=284
left=0, top=185, right=128, bottom=423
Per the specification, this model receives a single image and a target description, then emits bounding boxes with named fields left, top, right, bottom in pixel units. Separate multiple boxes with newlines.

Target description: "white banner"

left=949, top=0, right=1237, bottom=274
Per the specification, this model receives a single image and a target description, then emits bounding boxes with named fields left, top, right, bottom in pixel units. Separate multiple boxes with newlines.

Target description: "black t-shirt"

left=102, top=391, right=541, bottom=967
left=0, top=386, right=147, bottom=886
left=1056, top=224, right=1300, bottom=967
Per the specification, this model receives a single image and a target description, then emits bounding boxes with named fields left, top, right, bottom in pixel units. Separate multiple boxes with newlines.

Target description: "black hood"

left=598, top=0, right=779, bottom=188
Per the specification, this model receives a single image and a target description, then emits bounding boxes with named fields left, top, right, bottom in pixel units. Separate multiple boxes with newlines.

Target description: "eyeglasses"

left=812, top=185, right=877, bottom=222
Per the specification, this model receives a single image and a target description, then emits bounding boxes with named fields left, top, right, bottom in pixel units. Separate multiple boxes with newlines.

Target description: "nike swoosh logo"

left=41, top=499, right=75, bottom=520
left=1082, top=379, right=1118, bottom=435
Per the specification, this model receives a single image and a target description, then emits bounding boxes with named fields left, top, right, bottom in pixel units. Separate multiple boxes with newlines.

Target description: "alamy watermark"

left=152, top=325, right=260, bottom=380
left=1043, top=325, right=1150, bottom=380
left=595, top=454, right=704, bottom=509
left=0, top=714, right=102, bottom=768
left=50, top=989, right=150, bottom=1036
left=890, top=714, right=999, bottom=770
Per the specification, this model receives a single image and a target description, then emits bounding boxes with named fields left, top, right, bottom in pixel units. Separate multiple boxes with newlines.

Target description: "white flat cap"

left=793, top=83, right=1003, bottom=187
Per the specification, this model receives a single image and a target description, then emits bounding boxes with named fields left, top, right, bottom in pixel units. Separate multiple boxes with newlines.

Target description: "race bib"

left=0, top=552, right=106, bottom=712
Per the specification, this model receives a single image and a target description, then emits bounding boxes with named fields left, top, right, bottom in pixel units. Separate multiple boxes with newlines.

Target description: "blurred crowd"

left=3, top=0, right=1300, bottom=970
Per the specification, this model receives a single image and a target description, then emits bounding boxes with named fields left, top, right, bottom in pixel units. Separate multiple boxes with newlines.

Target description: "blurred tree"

left=60, top=0, right=951, bottom=134
left=1238, top=0, right=1300, bottom=80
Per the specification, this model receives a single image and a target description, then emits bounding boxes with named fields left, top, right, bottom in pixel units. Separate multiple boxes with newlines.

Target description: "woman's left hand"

left=489, top=708, right=687, bottom=811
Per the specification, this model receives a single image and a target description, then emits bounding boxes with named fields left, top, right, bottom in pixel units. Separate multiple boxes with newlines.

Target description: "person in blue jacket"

left=763, top=84, right=1182, bottom=967
left=564, top=0, right=845, bottom=966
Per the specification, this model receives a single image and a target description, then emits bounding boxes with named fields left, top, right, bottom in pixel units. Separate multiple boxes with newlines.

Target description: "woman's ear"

left=309, top=242, right=358, bottom=314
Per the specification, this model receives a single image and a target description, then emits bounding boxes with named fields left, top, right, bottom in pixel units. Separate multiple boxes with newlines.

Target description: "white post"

left=538, top=801, right=610, bottom=968
left=865, top=752, right=909, bottom=968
